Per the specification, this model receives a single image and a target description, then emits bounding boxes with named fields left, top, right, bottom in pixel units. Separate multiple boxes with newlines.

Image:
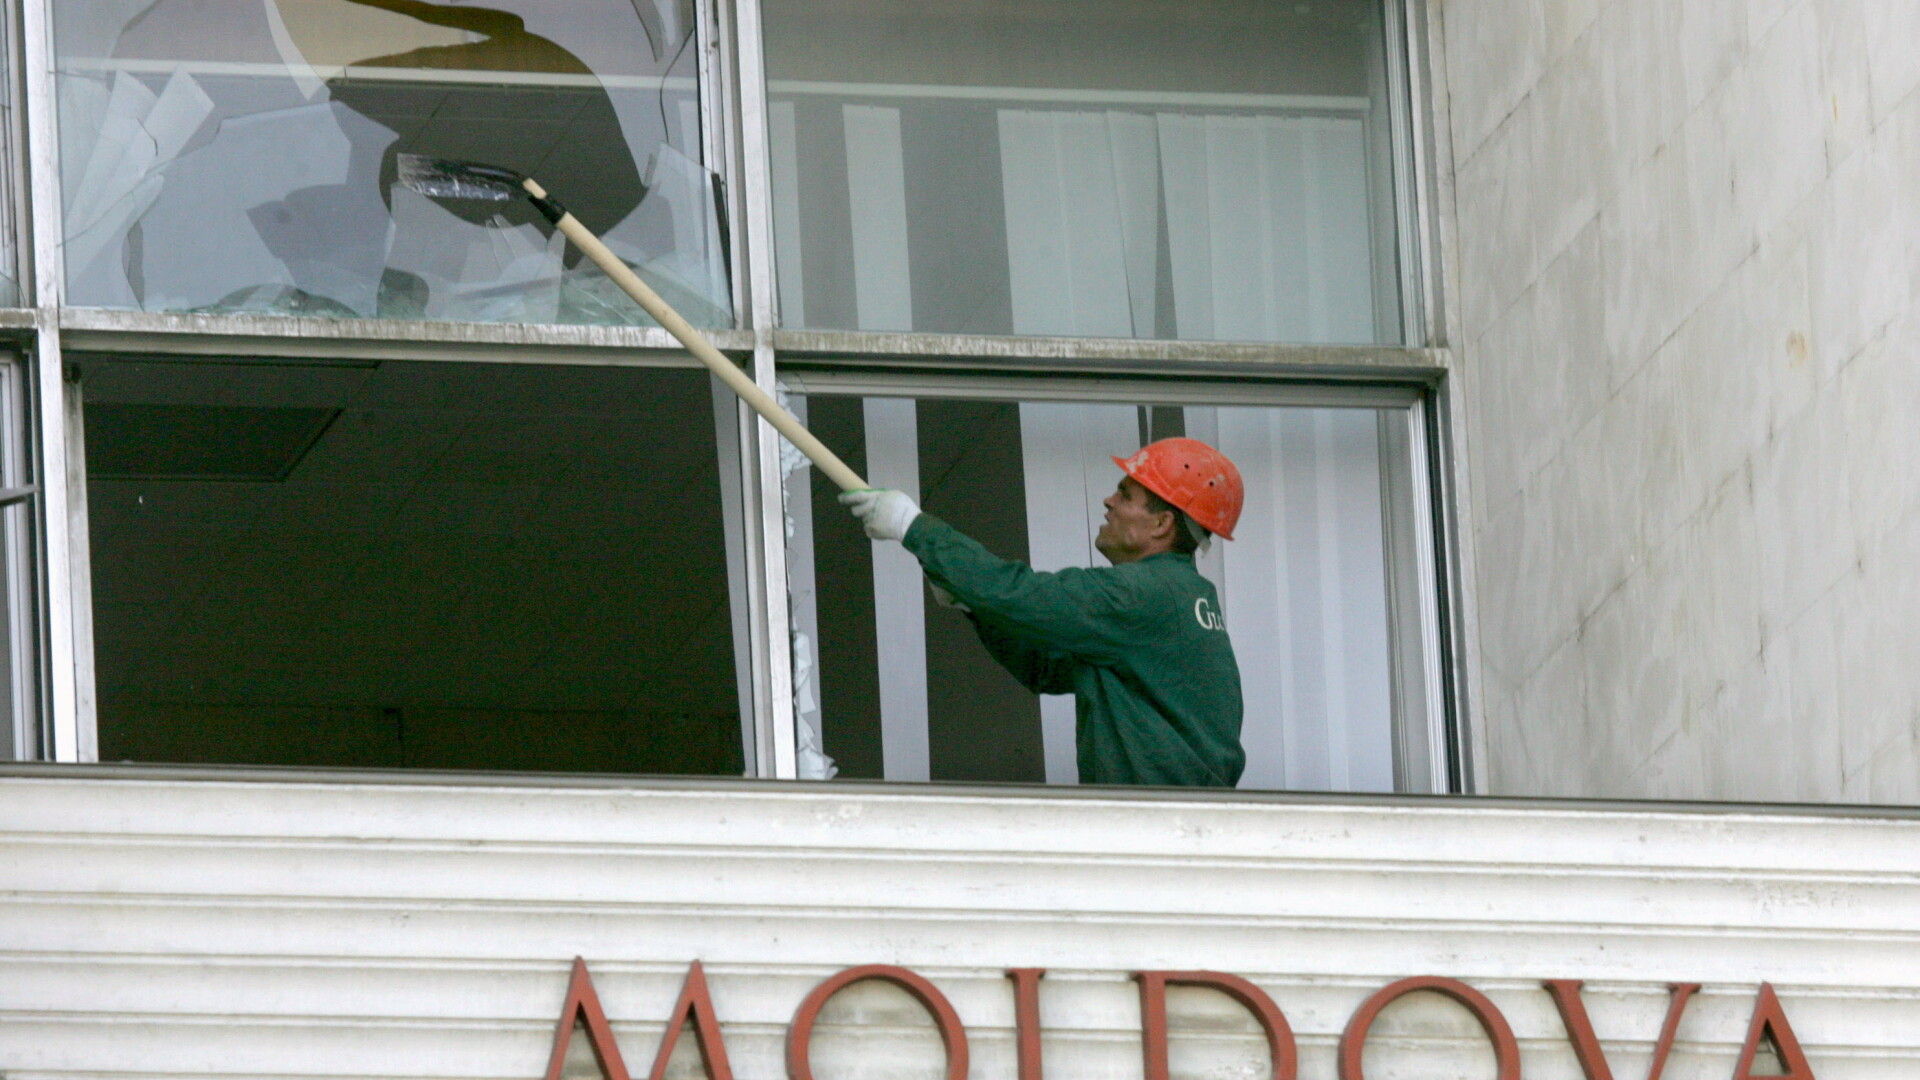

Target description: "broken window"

left=55, top=0, right=729, bottom=328
left=762, top=0, right=1405, bottom=344
left=83, top=356, right=748, bottom=775
left=779, top=376, right=1444, bottom=792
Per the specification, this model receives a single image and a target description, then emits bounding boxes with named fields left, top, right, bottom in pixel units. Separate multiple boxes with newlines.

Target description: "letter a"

left=545, top=957, right=634, bottom=1080
left=647, top=961, right=737, bottom=1080
left=1731, top=983, right=1817, bottom=1080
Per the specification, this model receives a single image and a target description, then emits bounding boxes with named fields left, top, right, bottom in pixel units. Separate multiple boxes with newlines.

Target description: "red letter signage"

left=645, top=961, right=737, bottom=1080
left=544, top=957, right=634, bottom=1080
left=1732, top=983, right=1817, bottom=1080
left=1339, top=976, right=1520, bottom=1080
left=1133, top=971, right=1297, bottom=1080
left=787, top=965, right=969, bottom=1080
left=1007, top=968, right=1047, bottom=1080
left=1543, top=980, right=1699, bottom=1080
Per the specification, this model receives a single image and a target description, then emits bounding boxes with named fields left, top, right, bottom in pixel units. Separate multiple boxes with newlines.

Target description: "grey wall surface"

left=1439, top=1, right=1920, bottom=800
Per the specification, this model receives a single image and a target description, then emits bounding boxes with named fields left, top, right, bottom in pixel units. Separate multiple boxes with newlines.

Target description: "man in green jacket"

left=841, top=438, right=1246, bottom=787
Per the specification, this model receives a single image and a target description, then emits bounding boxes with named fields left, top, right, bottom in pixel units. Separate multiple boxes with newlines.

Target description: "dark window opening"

left=83, top=357, right=743, bottom=775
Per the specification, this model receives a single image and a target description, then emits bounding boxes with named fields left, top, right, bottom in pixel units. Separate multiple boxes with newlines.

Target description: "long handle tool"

left=396, top=153, right=869, bottom=491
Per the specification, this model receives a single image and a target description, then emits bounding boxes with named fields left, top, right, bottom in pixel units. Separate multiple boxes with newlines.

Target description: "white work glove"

left=928, top=581, right=970, bottom=612
left=838, top=488, right=920, bottom=542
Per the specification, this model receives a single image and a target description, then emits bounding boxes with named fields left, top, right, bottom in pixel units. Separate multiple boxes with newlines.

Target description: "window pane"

left=764, top=0, right=1402, bottom=344
left=785, top=389, right=1413, bottom=790
left=0, top=356, right=33, bottom=758
left=84, top=357, right=747, bottom=775
left=55, top=1, right=728, bottom=328
left=0, top=8, right=17, bottom=306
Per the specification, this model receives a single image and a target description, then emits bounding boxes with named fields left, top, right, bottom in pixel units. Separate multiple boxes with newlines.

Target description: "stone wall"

left=1440, top=0, right=1920, bottom=800
left=6, top=772, right=1915, bottom=1078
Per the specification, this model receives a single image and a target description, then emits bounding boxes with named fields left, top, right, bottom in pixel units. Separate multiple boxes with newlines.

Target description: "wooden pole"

left=524, top=177, right=869, bottom=492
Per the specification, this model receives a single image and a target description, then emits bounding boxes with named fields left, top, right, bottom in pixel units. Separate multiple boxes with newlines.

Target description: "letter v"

left=545, top=957, right=635, bottom=1080
left=646, top=961, right=737, bottom=1080
left=1543, top=980, right=1700, bottom=1080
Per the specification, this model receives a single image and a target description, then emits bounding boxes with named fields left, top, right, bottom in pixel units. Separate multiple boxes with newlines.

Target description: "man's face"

left=1095, top=476, right=1173, bottom=564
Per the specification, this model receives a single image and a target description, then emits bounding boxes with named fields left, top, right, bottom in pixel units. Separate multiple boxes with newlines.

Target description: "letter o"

left=1338, top=976, right=1520, bottom=1080
left=787, top=965, right=968, bottom=1080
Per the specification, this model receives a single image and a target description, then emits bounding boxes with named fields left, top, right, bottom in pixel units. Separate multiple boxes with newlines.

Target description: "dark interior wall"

left=806, top=395, right=1044, bottom=784
left=805, top=396, right=883, bottom=779
left=917, top=399, right=1043, bottom=782
left=85, top=358, right=742, bottom=775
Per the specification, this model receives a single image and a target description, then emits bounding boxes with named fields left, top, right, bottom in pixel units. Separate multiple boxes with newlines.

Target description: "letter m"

left=545, top=959, right=736, bottom=1080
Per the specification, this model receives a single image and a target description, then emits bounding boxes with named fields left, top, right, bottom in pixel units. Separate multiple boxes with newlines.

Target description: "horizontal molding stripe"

left=4, top=778, right=1915, bottom=1077
left=10, top=831, right=1920, bottom=884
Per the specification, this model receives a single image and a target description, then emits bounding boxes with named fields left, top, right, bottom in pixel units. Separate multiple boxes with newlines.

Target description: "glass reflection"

left=0, top=9, right=16, bottom=306
left=763, top=0, right=1402, bottom=345
left=56, top=0, right=729, bottom=327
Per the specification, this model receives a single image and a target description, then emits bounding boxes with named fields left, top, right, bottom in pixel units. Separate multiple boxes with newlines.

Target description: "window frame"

left=776, top=361, right=1452, bottom=791
left=0, top=344, right=40, bottom=759
left=0, top=0, right=1467, bottom=795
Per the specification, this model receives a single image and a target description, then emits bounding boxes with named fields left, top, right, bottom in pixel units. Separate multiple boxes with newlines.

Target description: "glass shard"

left=54, top=0, right=730, bottom=328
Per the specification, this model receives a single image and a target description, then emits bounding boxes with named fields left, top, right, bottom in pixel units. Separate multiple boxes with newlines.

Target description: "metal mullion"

left=732, top=0, right=796, bottom=779
left=0, top=358, right=36, bottom=760
left=696, top=0, right=747, bottom=328
left=778, top=369, right=1424, bottom=410
left=1391, top=0, right=1443, bottom=349
left=19, top=0, right=56, bottom=310
left=1377, top=398, right=1451, bottom=793
left=19, top=0, right=91, bottom=763
left=57, top=308, right=755, bottom=363
left=1404, top=0, right=1480, bottom=791
left=2, top=0, right=26, bottom=308
left=1406, top=400, right=1454, bottom=793
left=770, top=327, right=1448, bottom=377
left=1380, top=0, right=1423, bottom=347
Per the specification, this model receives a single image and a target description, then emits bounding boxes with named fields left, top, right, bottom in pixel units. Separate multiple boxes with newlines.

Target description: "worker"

left=841, top=438, right=1246, bottom=787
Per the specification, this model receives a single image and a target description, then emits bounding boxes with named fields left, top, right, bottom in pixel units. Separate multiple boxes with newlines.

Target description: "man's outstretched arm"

left=840, top=489, right=1142, bottom=662
left=967, top=612, right=1077, bottom=695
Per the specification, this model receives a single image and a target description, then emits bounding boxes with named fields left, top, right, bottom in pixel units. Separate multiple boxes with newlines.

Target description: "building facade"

left=3, top=0, right=1918, bottom=1077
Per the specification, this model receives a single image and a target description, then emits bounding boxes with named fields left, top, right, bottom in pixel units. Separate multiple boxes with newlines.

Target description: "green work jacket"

left=902, top=514, right=1245, bottom=787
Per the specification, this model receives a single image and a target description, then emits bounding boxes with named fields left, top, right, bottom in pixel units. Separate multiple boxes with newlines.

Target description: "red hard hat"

left=1111, top=438, right=1244, bottom=541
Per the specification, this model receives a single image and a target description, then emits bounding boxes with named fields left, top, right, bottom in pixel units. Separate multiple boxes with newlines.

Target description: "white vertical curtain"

left=997, top=110, right=1155, bottom=338
left=1185, top=407, right=1395, bottom=792
left=768, top=101, right=807, bottom=326
left=862, top=398, right=930, bottom=781
left=842, top=105, right=913, bottom=332
left=805, top=103, right=1393, bottom=787
left=998, top=109, right=1375, bottom=343
left=1016, top=403, right=1141, bottom=784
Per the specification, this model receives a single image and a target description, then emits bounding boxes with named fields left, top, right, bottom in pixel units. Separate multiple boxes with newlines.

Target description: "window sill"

left=54, top=307, right=755, bottom=366
left=6, top=760, right=1918, bottom=823
left=771, top=327, right=1450, bottom=381
left=39, top=308, right=1451, bottom=384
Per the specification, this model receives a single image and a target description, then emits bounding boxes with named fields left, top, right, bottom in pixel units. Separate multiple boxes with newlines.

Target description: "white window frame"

left=777, top=361, right=1452, bottom=792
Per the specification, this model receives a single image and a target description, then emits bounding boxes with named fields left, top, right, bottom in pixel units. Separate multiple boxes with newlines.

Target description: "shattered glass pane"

left=55, top=0, right=729, bottom=328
